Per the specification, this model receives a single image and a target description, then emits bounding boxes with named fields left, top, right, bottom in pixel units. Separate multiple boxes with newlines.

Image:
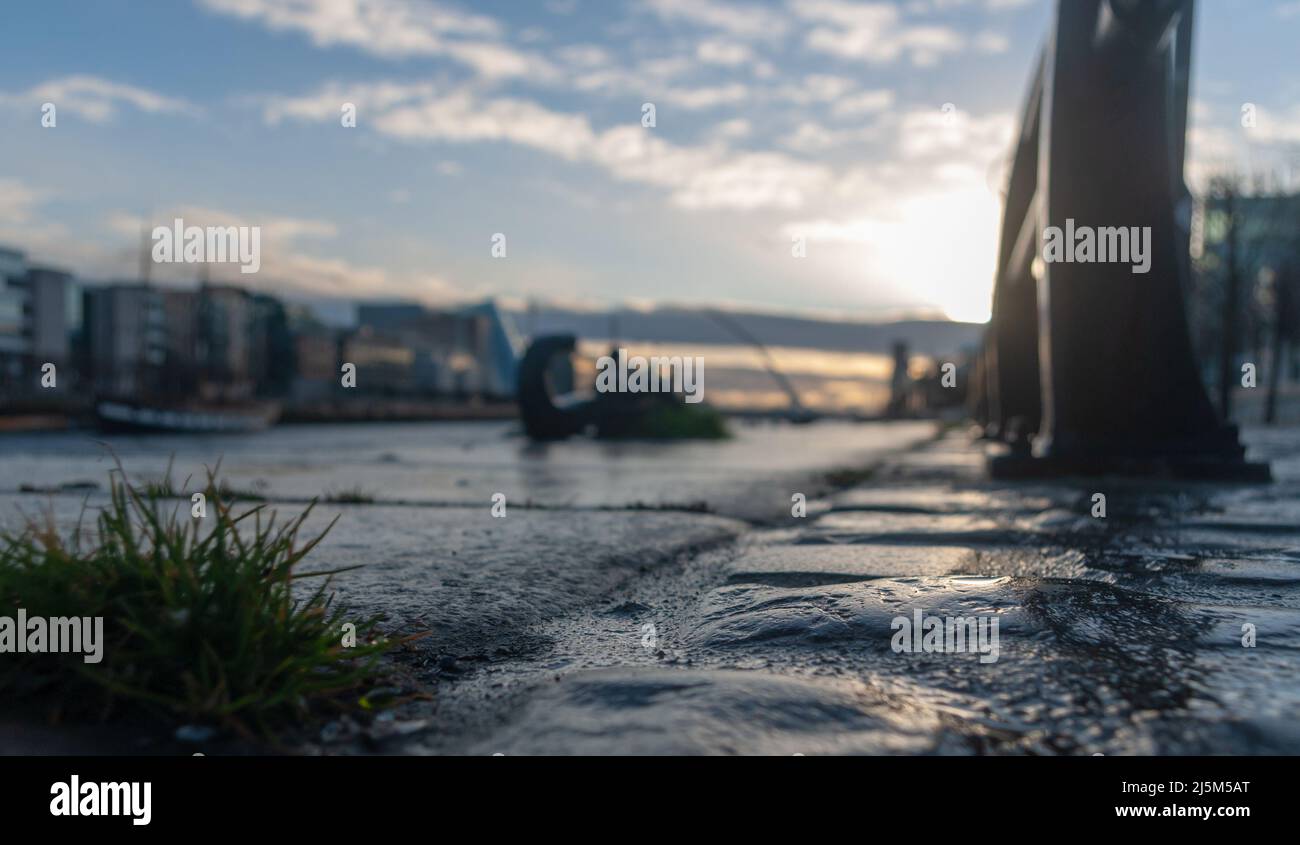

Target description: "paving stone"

left=830, top=485, right=1064, bottom=514
left=726, top=541, right=975, bottom=579
left=467, top=668, right=963, bottom=756
left=684, top=574, right=1025, bottom=651
left=0, top=494, right=744, bottom=662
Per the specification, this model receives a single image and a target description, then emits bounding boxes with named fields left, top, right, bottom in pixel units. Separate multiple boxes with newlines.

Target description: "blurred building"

left=291, top=333, right=338, bottom=400
left=355, top=299, right=520, bottom=398
left=196, top=284, right=252, bottom=398
left=461, top=300, right=522, bottom=397
left=285, top=304, right=337, bottom=401
left=84, top=283, right=167, bottom=397
left=0, top=247, right=28, bottom=388
left=1191, top=191, right=1300, bottom=392
left=17, top=267, right=80, bottom=366
left=154, top=288, right=200, bottom=396
left=0, top=247, right=82, bottom=398
left=249, top=293, right=293, bottom=398
left=355, top=303, right=426, bottom=332
left=341, top=326, right=416, bottom=395
left=2, top=242, right=521, bottom=409
left=82, top=282, right=297, bottom=402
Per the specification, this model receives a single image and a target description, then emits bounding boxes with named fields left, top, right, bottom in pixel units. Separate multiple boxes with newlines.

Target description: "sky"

left=1, top=0, right=1298, bottom=324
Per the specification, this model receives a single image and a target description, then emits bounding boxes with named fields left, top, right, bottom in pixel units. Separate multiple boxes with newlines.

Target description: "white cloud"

left=696, top=40, right=756, bottom=66
left=557, top=44, right=611, bottom=67
left=780, top=74, right=857, bottom=104
left=641, top=0, right=789, bottom=38
left=709, top=118, right=753, bottom=140
left=199, top=0, right=500, bottom=48
left=0, top=75, right=197, bottom=122
left=104, top=205, right=457, bottom=299
left=0, top=180, right=47, bottom=225
left=199, top=0, right=559, bottom=81
left=973, top=30, right=1009, bottom=54
left=906, top=0, right=1040, bottom=12
left=261, top=80, right=436, bottom=125
left=775, top=75, right=894, bottom=122
left=832, top=88, right=895, bottom=117
left=108, top=206, right=336, bottom=244
left=677, top=156, right=827, bottom=211
left=1249, top=105, right=1300, bottom=144
left=896, top=107, right=1014, bottom=162
left=373, top=91, right=597, bottom=161
left=637, top=55, right=697, bottom=80
left=569, top=55, right=694, bottom=98
left=779, top=121, right=882, bottom=152
left=445, top=41, right=559, bottom=81
left=264, top=82, right=830, bottom=210
left=659, top=83, right=750, bottom=110
left=791, top=0, right=966, bottom=66
left=592, top=128, right=829, bottom=209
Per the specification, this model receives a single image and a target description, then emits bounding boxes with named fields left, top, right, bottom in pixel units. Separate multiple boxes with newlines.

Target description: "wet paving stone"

left=685, top=575, right=1025, bottom=651
left=467, top=668, right=965, bottom=756
left=465, top=429, right=1300, bottom=755
left=726, top=540, right=975, bottom=579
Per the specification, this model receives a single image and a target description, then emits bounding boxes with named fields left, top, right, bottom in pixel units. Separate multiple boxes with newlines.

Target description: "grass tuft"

left=322, top=486, right=376, bottom=504
left=0, top=466, right=390, bottom=736
left=612, top=402, right=731, bottom=440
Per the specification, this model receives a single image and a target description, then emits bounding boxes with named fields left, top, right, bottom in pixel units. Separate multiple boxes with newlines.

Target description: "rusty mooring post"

left=987, top=0, right=1268, bottom=480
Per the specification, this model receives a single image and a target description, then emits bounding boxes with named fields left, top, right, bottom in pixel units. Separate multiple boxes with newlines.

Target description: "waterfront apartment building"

left=248, top=292, right=293, bottom=398
left=84, top=283, right=167, bottom=397
left=4, top=254, right=520, bottom=406
left=195, top=284, right=253, bottom=396
left=0, top=248, right=27, bottom=367
left=0, top=246, right=80, bottom=399
left=84, top=281, right=297, bottom=401
left=16, top=266, right=79, bottom=365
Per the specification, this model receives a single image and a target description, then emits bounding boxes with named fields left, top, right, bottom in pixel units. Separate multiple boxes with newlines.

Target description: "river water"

left=0, top=418, right=935, bottom=521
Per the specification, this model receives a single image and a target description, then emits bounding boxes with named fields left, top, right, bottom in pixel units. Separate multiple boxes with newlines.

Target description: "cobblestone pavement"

left=372, top=426, right=1300, bottom=756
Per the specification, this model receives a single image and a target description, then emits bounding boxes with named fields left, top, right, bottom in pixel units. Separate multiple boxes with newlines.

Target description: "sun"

left=864, top=178, right=1001, bottom=324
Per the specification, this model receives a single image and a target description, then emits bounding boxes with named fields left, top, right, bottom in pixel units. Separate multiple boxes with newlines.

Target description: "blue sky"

left=1, top=0, right=1298, bottom=323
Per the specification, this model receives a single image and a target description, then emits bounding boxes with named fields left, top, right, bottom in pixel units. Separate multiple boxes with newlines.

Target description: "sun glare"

left=867, top=180, right=1001, bottom=324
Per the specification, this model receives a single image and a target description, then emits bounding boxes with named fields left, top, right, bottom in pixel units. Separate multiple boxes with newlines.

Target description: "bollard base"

left=988, top=448, right=1272, bottom=482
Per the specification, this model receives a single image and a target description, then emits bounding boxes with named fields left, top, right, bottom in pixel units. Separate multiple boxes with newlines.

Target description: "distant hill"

left=504, top=304, right=985, bottom=359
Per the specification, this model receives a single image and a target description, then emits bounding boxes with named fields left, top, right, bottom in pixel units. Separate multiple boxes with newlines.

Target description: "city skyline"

left=1, top=0, right=1298, bottom=324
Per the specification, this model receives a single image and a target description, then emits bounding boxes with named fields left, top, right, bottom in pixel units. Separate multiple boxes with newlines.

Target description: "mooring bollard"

left=985, top=0, right=1269, bottom=481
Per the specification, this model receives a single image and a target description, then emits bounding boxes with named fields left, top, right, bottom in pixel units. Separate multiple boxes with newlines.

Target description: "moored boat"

left=94, top=399, right=280, bottom=434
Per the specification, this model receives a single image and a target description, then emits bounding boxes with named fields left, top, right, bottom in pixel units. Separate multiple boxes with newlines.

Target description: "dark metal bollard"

left=986, top=0, right=1269, bottom=480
